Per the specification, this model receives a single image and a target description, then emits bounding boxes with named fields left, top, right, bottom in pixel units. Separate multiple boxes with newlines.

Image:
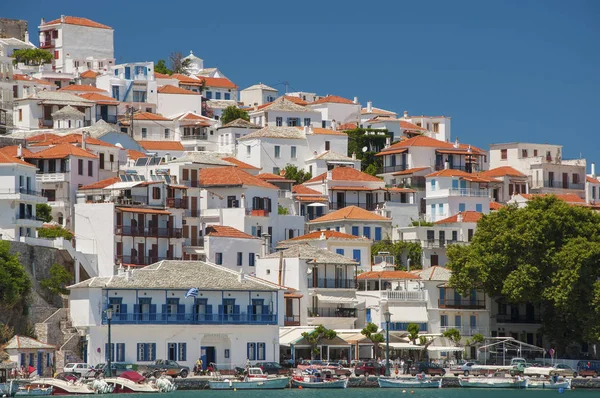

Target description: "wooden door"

left=562, top=173, right=568, bottom=189
left=151, top=215, right=159, bottom=235
left=137, top=214, right=145, bottom=235
left=137, top=243, right=145, bottom=265
left=151, top=244, right=158, bottom=262
left=191, top=196, right=198, bottom=216
left=431, top=254, right=439, bottom=266
left=191, top=226, right=198, bottom=246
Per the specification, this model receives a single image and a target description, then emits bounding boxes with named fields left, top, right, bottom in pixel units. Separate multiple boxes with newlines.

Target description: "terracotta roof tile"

left=426, top=169, right=499, bottom=183
left=138, top=141, right=184, bottom=151
left=25, top=133, right=59, bottom=143
left=490, top=201, right=504, bottom=211
left=0, top=145, right=35, bottom=158
left=292, top=185, right=323, bottom=195
left=295, top=196, right=328, bottom=202
left=391, top=167, right=431, bottom=176
left=58, top=84, right=107, bottom=93
left=310, top=95, right=355, bottom=105
left=377, top=135, right=484, bottom=156
left=30, top=133, right=116, bottom=148
left=154, top=72, right=172, bottom=79
left=132, top=112, right=171, bottom=121
left=337, top=122, right=358, bottom=130
left=256, top=172, right=292, bottom=181
left=435, top=211, right=483, bottom=224
left=479, top=166, right=527, bottom=178
left=400, top=120, right=427, bottom=131
left=287, top=230, right=367, bottom=241
left=79, top=70, right=99, bottom=78
left=77, top=92, right=119, bottom=104
left=199, top=167, right=278, bottom=189
left=117, top=207, right=171, bottom=215
left=79, top=177, right=120, bottom=190
left=586, top=176, right=600, bottom=184
left=196, top=76, right=237, bottom=89
left=42, top=16, right=112, bottom=29
left=520, top=193, right=585, bottom=204
left=13, top=74, right=52, bottom=85
left=361, top=107, right=397, bottom=116
left=127, top=149, right=146, bottom=160
left=171, top=73, right=203, bottom=85
left=310, top=205, right=390, bottom=223
left=158, top=85, right=200, bottom=95
left=295, top=126, right=347, bottom=136
left=205, top=225, right=258, bottom=239
left=26, top=143, right=97, bottom=159
left=306, top=166, right=382, bottom=183
left=222, top=157, right=261, bottom=170
left=255, top=96, right=308, bottom=110
left=0, top=152, right=34, bottom=167
left=358, top=270, right=419, bottom=280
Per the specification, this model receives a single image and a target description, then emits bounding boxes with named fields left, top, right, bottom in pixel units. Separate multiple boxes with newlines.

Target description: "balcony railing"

left=181, top=180, right=201, bottom=188
left=181, top=134, right=208, bottom=141
left=185, top=209, right=200, bottom=217
left=449, top=188, right=489, bottom=197
left=438, top=299, right=486, bottom=309
left=38, top=119, right=53, bottom=128
left=435, top=164, right=478, bottom=173
left=329, top=202, right=383, bottom=211
left=166, top=197, right=188, bottom=209
left=496, top=314, right=541, bottom=324
left=116, top=255, right=182, bottom=266
left=307, top=307, right=357, bottom=318
left=17, top=213, right=45, bottom=221
left=188, top=238, right=205, bottom=247
left=39, top=39, right=55, bottom=48
left=284, top=315, right=300, bottom=326
left=0, top=188, right=42, bottom=196
left=534, top=180, right=585, bottom=190
left=96, top=114, right=118, bottom=124
left=381, top=290, right=428, bottom=302
left=36, top=173, right=67, bottom=182
left=379, top=164, right=409, bottom=174
left=102, top=312, right=277, bottom=325
left=308, top=278, right=356, bottom=289
left=115, top=226, right=183, bottom=238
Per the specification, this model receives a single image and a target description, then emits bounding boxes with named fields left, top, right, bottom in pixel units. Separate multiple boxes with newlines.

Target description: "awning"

left=436, top=149, right=484, bottom=156
left=117, top=207, right=171, bottom=215
left=306, top=202, right=328, bottom=207
left=389, top=305, right=428, bottom=323
left=389, top=342, right=424, bottom=350
left=316, top=293, right=357, bottom=304
left=428, top=346, right=463, bottom=352
left=105, top=181, right=143, bottom=189
left=184, top=247, right=205, bottom=254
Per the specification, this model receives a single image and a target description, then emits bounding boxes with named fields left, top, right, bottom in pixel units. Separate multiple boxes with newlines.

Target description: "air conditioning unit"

left=182, top=220, right=187, bottom=225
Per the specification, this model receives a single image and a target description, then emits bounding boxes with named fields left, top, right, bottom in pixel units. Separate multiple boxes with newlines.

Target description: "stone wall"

left=0, top=18, right=28, bottom=41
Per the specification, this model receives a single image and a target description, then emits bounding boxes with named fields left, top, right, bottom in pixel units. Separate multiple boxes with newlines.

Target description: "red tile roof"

left=520, top=193, right=585, bottom=204
left=127, top=149, right=147, bottom=160
left=255, top=96, right=308, bottom=110
left=196, top=76, right=237, bottom=89
left=310, top=95, right=355, bottom=105
left=79, top=177, right=119, bottom=190
left=13, top=74, right=52, bottom=85
left=25, top=133, right=59, bottom=143
left=222, top=157, right=261, bottom=170
left=361, top=107, right=396, bottom=116
left=310, top=206, right=390, bottom=223
left=426, top=168, right=499, bottom=183
left=205, top=225, right=257, bottom=239
left=490, top=201, right=504, bottom=211
left=288, top=230, right=365, bottom=241
left=586, top=176, right=599, bottom=184
left=479, top=166, right=527, bottom=178
left=77, top=92, right=119, bottom=104
left=79, top=70, right=99, bottom=79
left=26, top=143, right=97, bottom=159
left=132, top=112, right=171, bottom=121
left=29, top=133, right=116, bottom=148
left=292, top=185, right=323, bottom=195
left=256, top=172, right=293, bottom=181
left=400, top=120, right=426, bottom=131
left=157, top=85, right=200, bottom=95
left=42, top=16, right=112, bottom=29
left=358, top=271, right=419, bottom=280
left=337, top=122, right=358, bottom=130
left=377, top=135, right=485, bottom=156
left=0, top=152, right=34, bottom=167
left=171, top=74, right=203, bottom=85
left=435, top=211, right=483, bottom=224
left=137, top=141, right=184, bottom=151
left=0, top=145, right=35, bottom=158
left=154, top=72, right=172, bottom=79
left=391, top=167, right=431, bottom=176
left=199, top=167, right=278, bottom=189
left=306, top=167, right=383, bottom=184
left=58, top=84, right=107, bottom=93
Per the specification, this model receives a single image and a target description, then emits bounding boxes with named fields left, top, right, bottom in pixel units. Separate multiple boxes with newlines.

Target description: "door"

left=137, top=243, right=145, bottom=265
left=562, top=173, right=568, bottom=189
left=459, top=179, right=467, bottom=195
left=525, top=303, right=535, bottom=321
left=285, top=298, right=294, bottom=322
left=431, top=254, right=439, bottom=266
left=366, top=193, right=373, bottom=210
left=336, top=192, right=345, bottom=209
left=137, top=214, right=145, bottom=235
left=37, top=351, right=43, bottom=376
left=124, top=66, right=131, bottom=80
left=191, top=226, right=198, bottom=246
left=191, top=169, right=198, bottom=187
left=100, top=105, right=108, bottom=121
left=191, top=196, right=198, bottom=216
left=201, top=347, right=216, bottom=369
left=439, top=230, right=445, bottom=246
left=151, top=215, right=159, bottom=235
left=548, top=172, right=554, bottom=187
left=151, top=244, right=158, bottom=262
left=454, top=290, right=462, bottom=306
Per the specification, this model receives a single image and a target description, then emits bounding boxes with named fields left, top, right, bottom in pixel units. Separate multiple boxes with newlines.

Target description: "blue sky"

left=6, top=0, right=600, bottom=165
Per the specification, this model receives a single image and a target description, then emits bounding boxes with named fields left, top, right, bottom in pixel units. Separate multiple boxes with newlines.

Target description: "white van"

left=63, top=363, right=93, bottom=377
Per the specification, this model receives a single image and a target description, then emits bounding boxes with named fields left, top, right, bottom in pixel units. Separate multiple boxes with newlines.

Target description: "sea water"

left=112, top=389, right=598, bottom=398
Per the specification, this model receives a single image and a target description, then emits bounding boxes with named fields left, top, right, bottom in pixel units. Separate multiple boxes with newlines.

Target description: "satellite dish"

left=362, top=146, right=368, bottom=153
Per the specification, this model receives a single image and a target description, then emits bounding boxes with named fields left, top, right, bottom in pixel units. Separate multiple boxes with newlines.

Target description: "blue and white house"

left=68, top=260, right=284, bottom=369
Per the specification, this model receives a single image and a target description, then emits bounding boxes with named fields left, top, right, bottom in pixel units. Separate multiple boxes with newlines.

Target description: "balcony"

left=185, top=209, right=200, bottom=217
left=307, top=307, right=357, bottom=318
left=435, top=164, right=478, bottom=173
left=36, top=173, right=67, bottom=182
left=536, top=180, right=585, bottom=191
left=381, top=290, right=428, bottom=302
left=115, top=226, right=183, bottom=238
left=181, top=134, right=208, bottom=141
left=102, top=312, right=277, bottom=325
left=0, top=188, right=43, bottom=199
left=181, top=180, right=201, bottom=188
left=449, top=188, right=489, bottom=197
left=17, top=213, right=45, bottom=221
left=438, top=299, right=486, bottom=309
left=308, top=278, right=356, bottom=289
left=38, top=119, right=53, bottom=128
left=39, top=39, right=55, bottom=49
left=496, top=314, right=541, bottom=324
left=116, top=255, right=182, bottom=266
left=188, top=238, right=204, bottom=247
left=379, top=164, right=409, bottom=174
left=250, top=209, right=269, bottom=217
left=166, top=197, right=188, bottom=209
left=96, top=114, right=118, bottom=124
left=329, top=202, right=383, bottom=211
left=284, top=315, right=300, bottom=326
left=439, top=326, right=489, bottom=336
left=419, top=239, right=468, bottom=249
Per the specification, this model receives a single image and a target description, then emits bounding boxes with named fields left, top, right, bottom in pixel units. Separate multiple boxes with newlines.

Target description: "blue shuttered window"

left=137, top=343, right=156, bottom=361
left=257, top=343, right=266, bottom=360
left=179, top=343, right=187, bottom=361
left=104, top=343, right=125, bottom=362
left=351, top=226, right=359, bottom=236
left=375, top=227, right=382, bottom=241
left=363, top=226, right=371, bottom=239
left=336, top=249, right=344, bottom=255
left=249, top=253, right=255, bottom=267
left=353, top=249, right=361, bottom=266
left=247, top=343, right=256, bottom=361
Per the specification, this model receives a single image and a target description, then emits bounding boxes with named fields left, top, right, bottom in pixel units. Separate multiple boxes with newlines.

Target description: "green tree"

left=12, top=48, right=53, bottom=66
left=40, top=264, right=71, bottom=296
left=446, top=196, right=600, bottom=354
left=301, top=325, right=337, bottom=360
left=361, top=322, right=385, bottom=359
left=278, top=205, right=289, bottom=215
left=37, top=226, right=74, bottom=241
left=371, top=240, right=422, bottom=270
left=0, top=241, right=31, bottom=310
left=154, top=59, right=172, bottom=75
left=283, top=164, right=312, bottom=185
left=169, top=52, right=192, bottom=75
left=36, top=203, right=53, bottom=223
left=345, top=127, right=389, bottom=174
left=442, top=328, right=462, bottom=359
left=220, top=106, right=249, bottom=125
left=364, top=163, right=378, bottom=176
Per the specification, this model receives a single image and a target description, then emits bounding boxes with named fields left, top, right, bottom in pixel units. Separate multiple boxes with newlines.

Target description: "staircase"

left=35, top=306, right=84, bottom=370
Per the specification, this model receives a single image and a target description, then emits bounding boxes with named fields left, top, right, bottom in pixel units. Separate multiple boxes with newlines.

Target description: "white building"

left=586, top=164, right=600, bottom=205
left=203, top=225, right=262, bottom=275
left=0, top=150, right=46, bottom=241
left=120, top=112, right=178, bottom=142
left=401, top=112, right=452, bottom=143
left=173, top=112, right=216, bottom=152
left=215, top=118, right=262, bottom=154
left=240, top=83, right=278, bottom=106
left=157, top=85, right=202, bottom=117
left=68, top=260, right=284, bottom=370
left=489, top=142, right=586, bottom=199
left=96, top=62, right=157, bottom=113
left=248, top=96, right=322, bottom=128
left=38, top=15, right=115, bottom=76
left=478, top=166, right=529, bottom=203
left=256, top=244, right=358, bottom=329
left=360, top=101, right=397, bottom=124
left=308, top=95, right=361, bottom=130
left=4, top=335, right=56, bottom=377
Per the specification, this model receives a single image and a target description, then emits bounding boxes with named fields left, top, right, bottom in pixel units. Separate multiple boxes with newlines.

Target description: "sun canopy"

left=307, top=203, right=328, bottom=207
left=315, top=293, right=357, bottom=303
left=388, top=342, right=424, bottom=350
left=388, top=305, right=428, bottom=323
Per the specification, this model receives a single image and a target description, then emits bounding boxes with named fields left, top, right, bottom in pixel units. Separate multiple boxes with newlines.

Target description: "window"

left=275, top=117, right=282, bottom=126
left=322, top=120, right=326, bottom=128
left=375, top=227, right=382, bottom=241
left=336, top=249, right=344, bottom=255
left=215, top=252, right=223, bottom=265
left=353, top=249, right=361, bottom=266
left=247, top=343, right=256, bottom=360
left=438, top=203, right=443, bottom=215
left=533, top=149, right=538, bottom=156
left=501, top=149, right=507, bottom=160
left=112, top=86, right=120, bottom=100
left=99, top=153, right=105, bottom=169
left=215, top=92, right=221, bottom=100
left=18, top=109, right=22, bottom=121
left=257, top=343, right=266, bottom=360
left=152, top=187, right=161, bottom=200
left=303, top=118, right=311, bottom=126
left=141, top=128, right=147, bottom=138
left=105, top=343, right=125, bottom=362
left=54, top=50, right=59, bottom=59
left=363, top=226, right=371, bottom=239
left=476, top=203, right=482, bottom=212
left=78, top=159, right=83, bottom=175
left=468, top=229, right=474, bottom=242
left=593, top=187, right=597, bottom=199
left=286, top=117, right=300, bottom=126
left=178, top=343, right=187, bottom=361
left=133, top=91, right=146, bottom=102
left=206, top=91, right=212, bottom=99
left=459, top=203, right=466, bottom=212
left=249, top=253, right=255, bottom=267
left=272, top=167, right=280, bottom=175
left=431, top=179, right=436, bottom=190
left=432, top=122, right=439, bottom=132
left=224, top=93, right=231, bottom=100
left=246, top=145, right=251, bottom=156
left=572, top=174, right=579, bottom=184
left=274, top=145, right=280, bottom=158
left=291, top=146, right=297, bottom=159
left=164, top=129, right=170, bottom=139
left=237, top=252, right=243, bottom=266
left=452, top=230, right=458, bottom=242
left=88, top=160, right=93, bottom=177
left=325, top=141, right=330, bottom=151
left=440, top=315, right=448, bottom=327
left=522, top=149, right=528, bottom=158
left=351, top=226, right=359, bottom=236
left=455, top=315, right=462, bottom=328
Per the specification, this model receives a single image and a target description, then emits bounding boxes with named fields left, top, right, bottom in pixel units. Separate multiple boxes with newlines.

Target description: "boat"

left=291, top=376, right=348, bottom=389
left=378, top=377, right=442, bottom=388
left=208, top=367, right=289, bottom=390
left=105, top=372, right=176, bottom=393
left=29, top=378, right=95, bottom=395
left=15, top=386, right=53, bottom=396
left=458, top=377, right=527, bottom=388
left=0, top=380, right=18, bottom=397
left=526, top=378, right=571, bottom=390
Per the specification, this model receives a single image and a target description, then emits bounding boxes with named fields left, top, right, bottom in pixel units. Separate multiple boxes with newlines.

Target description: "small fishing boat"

left=209, top=368, right=289, bottom=390
left=15, top=386, right=53, bottom=396
left=378, top=377, right=442, bottom=388
left=291, top=376, right=347, bottom=389
left=459, top=377, right=527, bottom=388
left=0, top=380, right=18, bottom=397
left=526, top=378, right=571, bottom=390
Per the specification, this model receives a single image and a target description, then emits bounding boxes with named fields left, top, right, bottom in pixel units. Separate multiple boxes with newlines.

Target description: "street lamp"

left=105, top=308, right=113, bottom=377
left=384, top=310, right=391, bottom=377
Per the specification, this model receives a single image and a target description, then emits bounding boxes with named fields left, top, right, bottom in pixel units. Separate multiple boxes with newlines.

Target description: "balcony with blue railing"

left=307, top=278, right=356, bottom=289
left=101, top=311, right=277, bottom=325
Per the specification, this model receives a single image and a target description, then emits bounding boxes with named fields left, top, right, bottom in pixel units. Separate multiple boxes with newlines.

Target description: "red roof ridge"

left=310, top=95, right=355, bottom=105
left=42, top=16, right=112, bottom=29
left=310, top=205, right=390, bottom=223
left=205, top=225, right=257, bottom=239
left=222, top=157, right=261, bottom=170
left=305, top=166, right=382, bottom=184
left=80, top=177, right=120, bottom=190
left=157, top=85, right=200, bottom=95
left=435, top=211, right=483, bottom=224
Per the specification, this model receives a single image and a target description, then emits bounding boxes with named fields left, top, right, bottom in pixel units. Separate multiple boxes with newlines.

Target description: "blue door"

left=439, top=288, right=446, bottom=305
left=37, top=352, right=43, bottom=375
left=366, top=308, right=371, bottom=323
left=124, top=66, right=131, bottom=80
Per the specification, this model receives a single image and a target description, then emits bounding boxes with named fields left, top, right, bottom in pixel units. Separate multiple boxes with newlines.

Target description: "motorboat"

left=526, top=377, right=571, bottom=389
left=15, top=386, right=53, bottom=396
left=29, top=379, right=95, bottom=395
left=291, top=375, right=347, bottom=389
left=378, top=376, right=442, bottom=388
left=209, top=368, right=289, bottom=390
left=459, top=377, right=527, bottom=388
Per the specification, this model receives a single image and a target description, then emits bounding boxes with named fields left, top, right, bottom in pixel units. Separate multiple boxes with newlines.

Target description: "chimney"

left=331, top=119, right=336, bottom=130
left=125, top=267, right=133, bottom=281
left=403, top=111, right=409, bottom=119
left=308, top=125, right=313, bottom=134
left=457, top=213, right=464, bottom=222
left=60, top=15, right=66, bottom=23
left=41, top=18, right=45, bottom=24
left=367, top=101, right=373, bottom=113
left=304, top=125, right=309, bottom=134
left=164, top=152, right=171, bottom=162
left=352, top=152, right=356, bottom=160
left=24, top=31, right=29, bottom=43
left=117, top=264, right=125, bottom=276
left=454, top=137, right=459, bottom=148
left=353, top=96, right=358, bottom=104
left=592, top=162, right=596, bottom=178
left=385, top=137, right=391, bottom=147
left=238, top=268, right=245, bottom=283
left=261, top=233, right=271, bottom=256
left=81, top=131, right=87, bottom=150
left=17, top=144, right=22, bottom=158
left=319, top=231, right=326, bottom=240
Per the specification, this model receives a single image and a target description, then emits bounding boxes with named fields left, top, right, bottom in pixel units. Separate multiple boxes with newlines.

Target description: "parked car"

left=138, top=360, right=190, bottom=378
left=323, top=362, right=352, bottom=376
left=577, top=361, right=600, bottom=378
left=63, top=363, right=93, bottom=377
left=409, top=362, right=446, bottom=376
left=450, top=361, right=479, bottom=376
left=91, top=363, right=136, bottom=377
left=254, top=362, right=286, bottom=375
left=353, top=361, right=385, bottom=377
left=549, top=364, right=578, bottom=378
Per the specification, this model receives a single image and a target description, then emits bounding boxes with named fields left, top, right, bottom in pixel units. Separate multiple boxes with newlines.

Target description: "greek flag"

left=184, top=287, right=199, bottom=299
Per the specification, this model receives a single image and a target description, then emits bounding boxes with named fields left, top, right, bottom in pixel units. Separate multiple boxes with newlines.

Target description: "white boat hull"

left=209, top=377, right=289, bottom=390
left=459, top=378, right=527, bottom=388
left=527, top=379, right=571, bottom=389
left=291, top=378, right=348, bottom=389
left=378, top=377, right=441, bottom=388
